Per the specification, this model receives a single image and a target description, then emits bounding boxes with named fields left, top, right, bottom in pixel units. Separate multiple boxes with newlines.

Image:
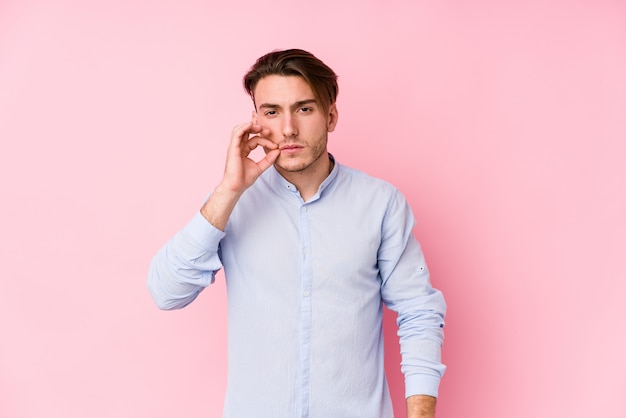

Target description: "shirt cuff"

left=405, top=373, right=442, bottom=399
left=184, top=211, right=226, bottom=251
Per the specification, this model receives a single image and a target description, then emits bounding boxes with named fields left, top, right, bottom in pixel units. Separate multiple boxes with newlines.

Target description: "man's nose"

left=281, top=114, right=297, bottom=138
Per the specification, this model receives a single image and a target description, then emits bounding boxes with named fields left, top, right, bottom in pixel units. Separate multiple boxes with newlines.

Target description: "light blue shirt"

left=148, top=157, right=446, bottom=418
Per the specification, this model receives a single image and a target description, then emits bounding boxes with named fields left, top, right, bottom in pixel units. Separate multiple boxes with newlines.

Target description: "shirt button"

left=303, top=290, right=310, bottom=297
left=303, top=248, right=309, bottom=254
left=301, top=206, right=307, bottom=212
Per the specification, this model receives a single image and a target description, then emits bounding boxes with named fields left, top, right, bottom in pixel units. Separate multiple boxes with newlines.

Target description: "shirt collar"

left=269, top=153, right=339, bottom=202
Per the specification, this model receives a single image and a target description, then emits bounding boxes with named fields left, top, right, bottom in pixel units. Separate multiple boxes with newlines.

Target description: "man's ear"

left=327, top=104, right=339, bottom=133
left=251, top=110, right=258, bottom=124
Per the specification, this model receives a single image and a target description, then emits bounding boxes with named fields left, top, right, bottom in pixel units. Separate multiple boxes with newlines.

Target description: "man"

left=148, top=49, right=446, bottom=418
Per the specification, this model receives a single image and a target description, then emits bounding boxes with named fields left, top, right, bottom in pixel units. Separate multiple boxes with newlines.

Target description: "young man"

left=148, top=49, right=446, bottom=418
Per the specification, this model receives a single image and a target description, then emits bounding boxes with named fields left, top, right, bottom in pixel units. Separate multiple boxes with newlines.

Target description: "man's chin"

left=275, top=157, right=308, bottom=174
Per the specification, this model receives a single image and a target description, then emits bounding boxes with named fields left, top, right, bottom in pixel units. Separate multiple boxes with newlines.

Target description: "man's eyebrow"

left=258, top=103, right=279, bottom=109
left=292, top=99, right=317, bottom=109
left=258, top=99, right=318, bottom=110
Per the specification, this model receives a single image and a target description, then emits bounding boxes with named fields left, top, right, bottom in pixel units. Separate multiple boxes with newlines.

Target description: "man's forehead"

left=253, top=75, right=315, bottom=101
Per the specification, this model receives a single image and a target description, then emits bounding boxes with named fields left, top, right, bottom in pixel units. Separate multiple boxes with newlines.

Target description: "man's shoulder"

left=337, top=163, right=400, bottom=196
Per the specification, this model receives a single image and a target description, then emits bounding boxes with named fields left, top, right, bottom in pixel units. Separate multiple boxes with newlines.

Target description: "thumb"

left=256, top=149, right=280, bottom=173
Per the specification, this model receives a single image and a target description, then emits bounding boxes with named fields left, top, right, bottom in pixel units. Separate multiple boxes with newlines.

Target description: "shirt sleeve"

left=378, top=189, right=447, bottom=399
left=147, top=211, right=226, bottom=310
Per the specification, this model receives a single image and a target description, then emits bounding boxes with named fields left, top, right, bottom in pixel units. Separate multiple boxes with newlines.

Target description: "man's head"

left=243, top=49, right=339, bottom=181
left=243, top=49, right=338, bottom=113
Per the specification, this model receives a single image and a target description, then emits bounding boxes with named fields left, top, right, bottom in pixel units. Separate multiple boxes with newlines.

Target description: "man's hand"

left=407, top=395, right=437, bottom=418
left=221, top=121, right=280, bottom=194
left=200, top=122, right=279, bottom=230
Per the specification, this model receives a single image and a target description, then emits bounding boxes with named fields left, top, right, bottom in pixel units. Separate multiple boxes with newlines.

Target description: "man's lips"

left=279, top=144, right=304, bottom=153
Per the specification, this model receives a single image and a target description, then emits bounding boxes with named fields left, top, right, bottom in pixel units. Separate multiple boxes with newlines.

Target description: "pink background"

left=1, top=1, right=625, bottom=417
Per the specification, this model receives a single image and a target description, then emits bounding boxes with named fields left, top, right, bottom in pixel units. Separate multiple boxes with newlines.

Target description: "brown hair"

left=243, top=49, right=338, bottom=112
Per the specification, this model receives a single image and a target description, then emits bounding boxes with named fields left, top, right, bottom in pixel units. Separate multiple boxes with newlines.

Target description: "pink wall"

left=1, top=1, right=625, bottom=417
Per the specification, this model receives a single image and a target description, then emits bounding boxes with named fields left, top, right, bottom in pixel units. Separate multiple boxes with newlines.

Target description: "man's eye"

left=300, top=107, right=312, bottom=112
left=265, top=110, right=277, bottom=116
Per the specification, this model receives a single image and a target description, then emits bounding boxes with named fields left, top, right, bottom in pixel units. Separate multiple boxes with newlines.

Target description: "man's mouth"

left=279, top=144, right=304, bottom=153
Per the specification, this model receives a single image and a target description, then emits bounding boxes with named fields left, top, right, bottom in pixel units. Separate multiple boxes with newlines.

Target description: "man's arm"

left=147, top=122, right=279, bottom=309
left=407, top=395, right=437, bottom=418
left=378, top=189, right=447, bottom=413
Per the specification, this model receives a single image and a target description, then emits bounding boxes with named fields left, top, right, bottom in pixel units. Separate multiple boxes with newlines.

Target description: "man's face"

left=253, top=75, right=338, bottom=175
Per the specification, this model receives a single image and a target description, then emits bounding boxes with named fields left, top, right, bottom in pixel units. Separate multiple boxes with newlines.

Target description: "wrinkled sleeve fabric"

left=378, top=189, right=447, bottom=399
left=148, top=211, right=225, bottom=310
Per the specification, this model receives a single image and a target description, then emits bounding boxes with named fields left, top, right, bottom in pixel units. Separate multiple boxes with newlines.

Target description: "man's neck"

left=276, top=153, right=333, bottom=202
